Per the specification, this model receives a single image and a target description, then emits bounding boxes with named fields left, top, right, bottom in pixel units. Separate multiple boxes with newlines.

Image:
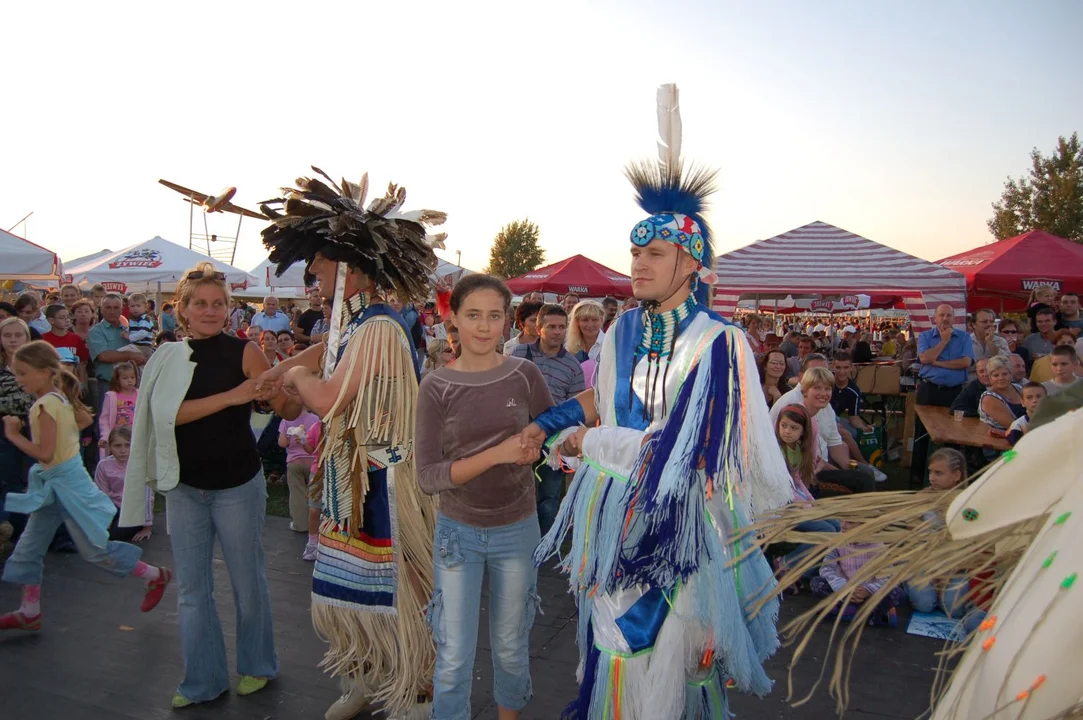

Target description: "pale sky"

left=3, top=0, right=1081, bottom=278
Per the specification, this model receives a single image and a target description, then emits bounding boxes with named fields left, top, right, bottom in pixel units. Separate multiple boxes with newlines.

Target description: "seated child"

left=772, top=405, right=839, bottom=588
left=811, top=521, right=905, bottom=627
left=1007, top=382, right=1046, bottom=446
left=905, top=448, right=990, bottom=634
left=93, top=427, right=153, bottom=543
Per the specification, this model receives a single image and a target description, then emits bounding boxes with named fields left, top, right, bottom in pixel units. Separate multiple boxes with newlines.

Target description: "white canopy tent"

left=0, top=229, right=64, bottom=283
left=242, top=257, right=475, bottom=300
left=65, top=236, right=257, bottom=294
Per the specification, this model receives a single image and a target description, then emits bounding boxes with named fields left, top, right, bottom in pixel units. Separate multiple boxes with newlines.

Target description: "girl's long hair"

left=777, top=404, right=816, bottom=488
left=565, top=300, right=606, bottom=356
left=110, top=361, right=139, bottom=392
left=0, top=317, right=31, bottom=369
left=13, top=341, right=93, bottom=416
left=758, top=348, right=790, bottom=394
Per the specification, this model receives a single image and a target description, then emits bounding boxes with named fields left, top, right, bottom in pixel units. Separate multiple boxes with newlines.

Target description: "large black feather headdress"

left=624, top=85, right=720, bottom=305
left=260, top=166, right=447, bottom=305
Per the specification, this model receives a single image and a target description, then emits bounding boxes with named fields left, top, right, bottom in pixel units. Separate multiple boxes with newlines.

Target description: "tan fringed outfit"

left=312, top=304, right=437, bottom=717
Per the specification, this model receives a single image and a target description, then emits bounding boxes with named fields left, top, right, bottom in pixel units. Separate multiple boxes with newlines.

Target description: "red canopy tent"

left=937, top=230, right=1083, bottom=312
left=504, top=254, right=632, bottom=298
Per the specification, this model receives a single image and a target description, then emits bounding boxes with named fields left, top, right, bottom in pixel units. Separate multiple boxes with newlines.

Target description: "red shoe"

left=0, top=611, right=42, bottom=631
left=141, top=567, right=172, bottom=613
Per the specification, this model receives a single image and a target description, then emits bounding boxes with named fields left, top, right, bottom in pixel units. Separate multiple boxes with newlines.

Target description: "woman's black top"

left=175, top=332, right=260, bottom=491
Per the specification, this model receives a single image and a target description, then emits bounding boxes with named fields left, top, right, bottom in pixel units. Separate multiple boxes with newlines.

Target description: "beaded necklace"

left=335, top=292, right=370, bottom=360
left=634, top=294, right=697, bottom=422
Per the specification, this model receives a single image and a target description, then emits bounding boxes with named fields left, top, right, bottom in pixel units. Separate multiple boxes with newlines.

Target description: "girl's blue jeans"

left=427, top=513, right=541, bottom=720
left=2, top=496, right=142, bottom=586
left=165, top=472, right=278, bottom=702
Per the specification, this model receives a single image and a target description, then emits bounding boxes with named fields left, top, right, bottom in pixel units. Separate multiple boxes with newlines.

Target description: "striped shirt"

left=128, top=313, right=155, bottom=346
left=511, top=340, right=585, bottom=403
left=819, top=542, right=887, bottom=594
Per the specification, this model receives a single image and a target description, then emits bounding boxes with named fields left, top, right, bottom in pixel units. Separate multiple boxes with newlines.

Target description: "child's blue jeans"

left=2, top=499, right=142, bottom=586
left=427, top=513, right=541, bottom=720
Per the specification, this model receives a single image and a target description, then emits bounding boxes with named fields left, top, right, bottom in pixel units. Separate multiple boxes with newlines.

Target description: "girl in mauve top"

left=415, top=275, right=553, bottom=720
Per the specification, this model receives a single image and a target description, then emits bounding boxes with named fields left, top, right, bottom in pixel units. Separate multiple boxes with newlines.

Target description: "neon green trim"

left=686, top=663, right=720, bottom=687
left=594, top=641, right=655, bottom=659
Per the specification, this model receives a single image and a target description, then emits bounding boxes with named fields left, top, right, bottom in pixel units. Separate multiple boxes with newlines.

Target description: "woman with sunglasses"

left=997, top=319, right=1030, bottom=373
left=120, top=263, right=302, bottom=708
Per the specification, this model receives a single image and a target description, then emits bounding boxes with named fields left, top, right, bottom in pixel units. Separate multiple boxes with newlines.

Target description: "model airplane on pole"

left=158, top=179, right=265, bottom=265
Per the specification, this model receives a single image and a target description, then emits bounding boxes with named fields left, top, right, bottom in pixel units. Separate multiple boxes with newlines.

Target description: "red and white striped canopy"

left=710, top=221, right=967, bottom=332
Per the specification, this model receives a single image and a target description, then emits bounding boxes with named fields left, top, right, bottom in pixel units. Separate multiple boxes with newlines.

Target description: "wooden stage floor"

left=1, top=516, right=942, bottom=719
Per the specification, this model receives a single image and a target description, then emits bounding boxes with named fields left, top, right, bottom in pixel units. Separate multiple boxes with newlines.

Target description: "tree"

left=485, top=219, right=546, bottom=279
left=988, top=132, right=1083, bottom=243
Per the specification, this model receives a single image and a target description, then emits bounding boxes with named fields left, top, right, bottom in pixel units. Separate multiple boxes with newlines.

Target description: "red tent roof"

left=937, top=230, right=1083, bottom=311
left=504, top=254, right=632, bottom=298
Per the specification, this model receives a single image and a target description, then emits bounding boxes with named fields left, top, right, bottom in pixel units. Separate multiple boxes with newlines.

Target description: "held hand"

left=850, top=586, right=871, bottom=604
left=132, top=527, right=152, bottom=543
left=495, top=435, right=530, bottom=465
left=253, top=365, right=285, bottom=395
left=98, top=438, right=108, bottom=448
left=516, top=445, right=541, bottom=466
left=560, top=426, right=589, bottom=457
left=519, top=422, right=546, bottom=450
left=2, top=415, right=23, bottom=439
left=227, top=379, right=264, bottom=406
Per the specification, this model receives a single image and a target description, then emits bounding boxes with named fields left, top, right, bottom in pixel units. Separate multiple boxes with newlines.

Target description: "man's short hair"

left=102, top=293, right=123, bottom=304
left=602, top=296, right=618, bottom=308
left=91, top=284, right=105, bottom=293
left=536, top=303, right=568, bottom=327
left=1036, top=307, right=1056, bottom=319
left=515, top=301, right=543, bottom=330
left=832, top=351, right=852, bottom=363
left=1051, top=344, right=1079, bottom=362
left=277, top=329, right=294, bottom=340
left=976, top=308, right=996, bottom=320
left=1061, top=291, right=1079, bottom=301
left=163, top=303, right=174, bottom=311
left=60, top=283, right=80, bottom=295
left=798, top=335, right=813, bottom=346
left=1022, top=381, right=1047, bottom=394
left=800, top=352, right=827, bottom=373
left=44, top=304, right=67, bottom=319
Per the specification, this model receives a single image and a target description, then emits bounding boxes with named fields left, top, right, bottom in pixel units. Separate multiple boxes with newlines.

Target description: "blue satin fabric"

left=534, top=397, right=587, bottom=437
left=612, top=309, right=650, bottom=430
left=615, top=586, right=671, bottom=652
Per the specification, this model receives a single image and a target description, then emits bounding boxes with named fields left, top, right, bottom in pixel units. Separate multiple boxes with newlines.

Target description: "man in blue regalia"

left=521, top=85, right=795, bottom=719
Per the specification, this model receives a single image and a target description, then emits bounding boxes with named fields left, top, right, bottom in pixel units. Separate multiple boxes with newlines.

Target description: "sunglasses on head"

left=186, top=270, right=226, bottom=281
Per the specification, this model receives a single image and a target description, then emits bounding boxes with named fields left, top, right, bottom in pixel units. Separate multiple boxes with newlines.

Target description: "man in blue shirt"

left=917, top=303, right=975, bottom=406
left=250, top=295, right=292, bottom=334
left=912, top=304, right=974, bottom=486
left=511, top=304, right=585, bottom=535
left=88, top=294, right=146, bottom=414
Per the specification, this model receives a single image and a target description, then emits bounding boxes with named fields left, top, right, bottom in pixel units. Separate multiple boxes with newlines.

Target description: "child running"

left=93, top=426, right=154, bottom=543
left=772, top=404, right=839, bottom=589
left=98, top=360, right=139, bottom=459
left=1, top=341, right=170, bottom=631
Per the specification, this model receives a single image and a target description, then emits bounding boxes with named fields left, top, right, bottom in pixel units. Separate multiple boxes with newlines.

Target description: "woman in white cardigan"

left=122, top=263, right=301, bottom=709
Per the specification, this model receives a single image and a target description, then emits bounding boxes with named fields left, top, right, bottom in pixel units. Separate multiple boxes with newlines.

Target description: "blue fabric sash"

left=7, top=455, right=117, bottom=550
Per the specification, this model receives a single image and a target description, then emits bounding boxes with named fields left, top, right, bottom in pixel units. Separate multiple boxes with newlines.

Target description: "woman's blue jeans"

left=427, top=513, right=541, bottom=720
left=165, top=473, right=278, bottom=702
